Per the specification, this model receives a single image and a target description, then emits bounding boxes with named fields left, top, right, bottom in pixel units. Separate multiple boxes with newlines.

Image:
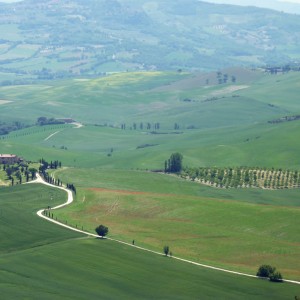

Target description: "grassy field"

left=0, top=69, right=300, bottom=297
left=0, top=70, right=294, bottom=128
left=1, top=119, right=300, bottom=170
left=1, top=70, right=300, bottom=169
left=0, top=184, right=80, bottom=253
left=52, top=168, right=300, bottom=280
left=1, top=184, right=299, bottom=299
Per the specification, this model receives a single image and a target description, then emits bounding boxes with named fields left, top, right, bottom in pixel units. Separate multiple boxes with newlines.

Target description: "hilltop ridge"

left=1, top=0, right=300, bottom=81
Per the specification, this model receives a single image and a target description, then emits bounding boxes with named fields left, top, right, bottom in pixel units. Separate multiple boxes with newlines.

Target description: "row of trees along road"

left=39, top=158, right=76, bottom=194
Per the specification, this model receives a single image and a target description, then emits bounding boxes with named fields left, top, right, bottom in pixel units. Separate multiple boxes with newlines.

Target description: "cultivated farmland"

left=0, top=69, right=299, bottom=298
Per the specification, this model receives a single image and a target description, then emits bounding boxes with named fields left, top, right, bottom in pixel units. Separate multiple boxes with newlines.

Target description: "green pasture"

left=0, top=69, right=300, bottom=296
left=51, top=168, right=300, bottom=207
left=0, top=24, right=23, bottom=41
left=1, top=117, right=300, bottom=170
left=52, top=168, right=300, bottom=279
left=0, top=44, right=39, bottom=60
left=0, top=69, right=295, bottom=129
left=1, top=185, right=298, bottom=299
left=0, top=184, right=80, bottom=253
left=0, top=71, right=27, bottom=82
left=3, top=237, right=299, bottom=299
left=240, top=72, right=300, bottom=112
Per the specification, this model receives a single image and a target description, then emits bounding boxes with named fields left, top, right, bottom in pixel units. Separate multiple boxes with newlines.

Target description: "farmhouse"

left=0, top=154, right=21, bottom=164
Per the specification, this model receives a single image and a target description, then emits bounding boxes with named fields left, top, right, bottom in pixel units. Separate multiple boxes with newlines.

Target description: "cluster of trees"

left=0, top=162, right=36, bottom=185
left=216, top=72, right=236, bottom=84
left=66, top=183, right=77, bottom=194
left=39, top=158, right=64, bottom=187
left=256, top=265, right=283, bottom=282
left=164, top=153, right=183, bottom=173
left=0, top=121, right=29, bottom=136
left=174, top=123, right=180, bottom=130
left=268, top=115, right=300, bottom=124
left=39, top=158, right=62, bottom=171
left=42, top=172, right=63, bottom=186
left=38, top=158, right=77, bottom=193
left=181, top=166, right=300, bottom=189
left=39, top=158, right=62, bottom=180
left=36, top=117, right=65, bottom=126
left=264, top=64, right=300, bottom=74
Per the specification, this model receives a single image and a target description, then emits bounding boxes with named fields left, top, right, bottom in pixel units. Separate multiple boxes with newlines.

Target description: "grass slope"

left=1, top=119, right=300, bottom=170
left=1, top=70, right=300, bottom=169
left=0, top=184, right=80, bottom=253
left=52, top=169, right=300, bottom=280
left=0, top=184, right=299, bottom=299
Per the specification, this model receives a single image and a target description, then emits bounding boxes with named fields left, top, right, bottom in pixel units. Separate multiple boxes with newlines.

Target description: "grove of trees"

left=181, top=166, right=300, bottom=189
left=256, top=265, right=283, bottom=282
left=164, top=153, right=183, bottom=173
left=0, top=161, right=35, bottom=185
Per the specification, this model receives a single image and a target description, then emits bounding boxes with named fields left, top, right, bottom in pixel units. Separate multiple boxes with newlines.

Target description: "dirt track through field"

left=29, top=174, right=300, bottom=285
left=44, top=131, right=61, bottom=141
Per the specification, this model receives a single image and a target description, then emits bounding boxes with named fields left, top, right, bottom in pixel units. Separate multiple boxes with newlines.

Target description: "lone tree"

left=163, top=245, right=170, bottom=256
left=95, top=224, right=109, bottom=238
left=165, top=153, right=183, bottom=173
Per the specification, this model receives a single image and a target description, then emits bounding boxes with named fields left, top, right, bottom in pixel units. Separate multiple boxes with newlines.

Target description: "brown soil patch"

left=89, top=187, right=149, bottom=195
left=89, top=187, right=168, bottom=197
left=0, top=100, right=12, bottom=105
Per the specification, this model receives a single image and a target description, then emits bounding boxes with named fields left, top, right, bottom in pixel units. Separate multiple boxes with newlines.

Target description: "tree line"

left=120, top=122, right=181, bottom=131
left=0, top=121, right=30, bottom=136
left=39, top=158, right=76, bottom=194
left=181, top=166, right=300, bottom=189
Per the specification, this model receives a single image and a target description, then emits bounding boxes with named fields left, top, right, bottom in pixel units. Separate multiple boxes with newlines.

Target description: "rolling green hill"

left=1, top=0, right=300, bottom=81
left=0, top=69, right=300, bottom=297
left=1, top=184, right=299, bottom=299
left=0, top=69, right=300, bottom=169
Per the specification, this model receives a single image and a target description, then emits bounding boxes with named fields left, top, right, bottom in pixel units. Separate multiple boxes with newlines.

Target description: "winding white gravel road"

left=30, top=174, right=300, bottom=285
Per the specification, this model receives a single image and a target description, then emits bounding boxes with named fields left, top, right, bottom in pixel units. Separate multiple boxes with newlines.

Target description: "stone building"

left=0, top=154, right=21, bottom=164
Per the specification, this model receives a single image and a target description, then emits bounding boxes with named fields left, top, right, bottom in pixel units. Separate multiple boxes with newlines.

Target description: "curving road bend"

left=29, top=173, right=300, bottom=285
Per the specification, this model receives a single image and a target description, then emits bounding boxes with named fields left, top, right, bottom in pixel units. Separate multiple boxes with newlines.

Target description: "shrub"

left=256, top=265, right=276, bottom=278
left=269, top=272, right=283, bottom=282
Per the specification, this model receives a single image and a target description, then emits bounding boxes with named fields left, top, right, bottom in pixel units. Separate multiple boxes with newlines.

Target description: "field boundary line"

left=30, top=174, right=300, bottom=285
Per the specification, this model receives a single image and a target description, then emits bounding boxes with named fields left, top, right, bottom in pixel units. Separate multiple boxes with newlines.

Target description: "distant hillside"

left=204, top=0, right=300, bottom=15
left=1, top=0, right=300, bottom=80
